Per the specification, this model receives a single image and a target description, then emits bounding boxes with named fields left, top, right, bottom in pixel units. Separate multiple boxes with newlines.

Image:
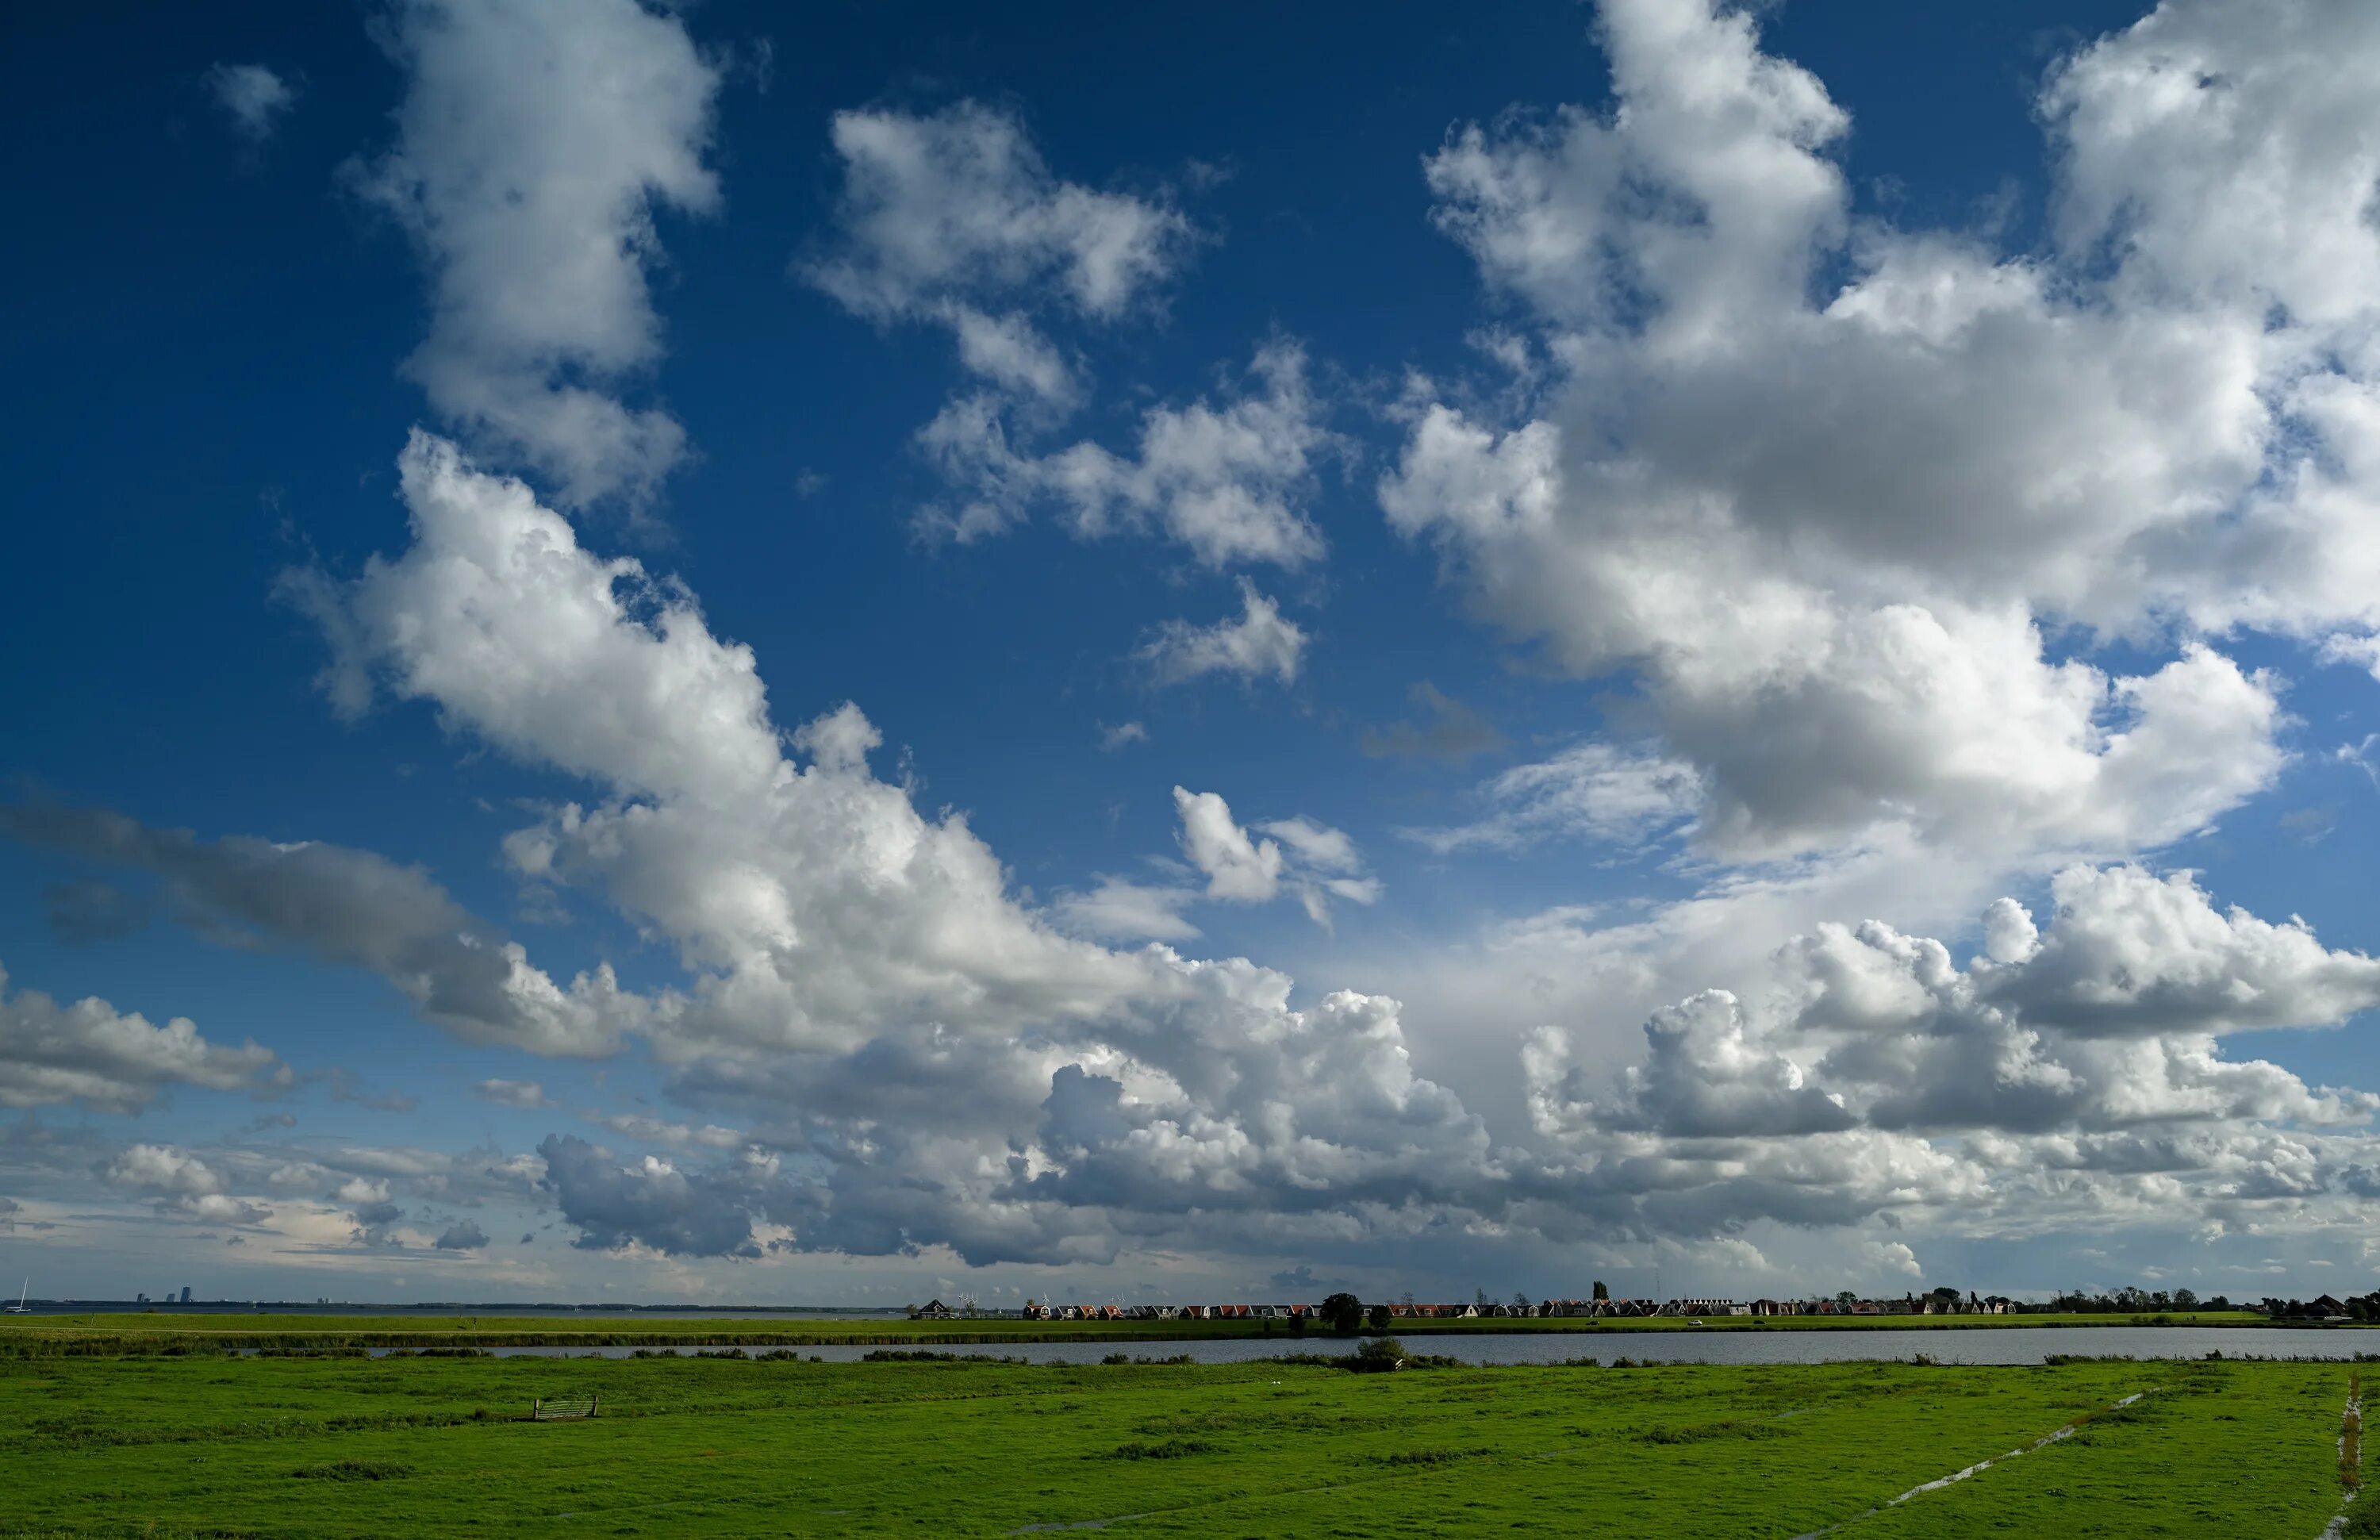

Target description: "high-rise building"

left=179, top=1286, right=191, bottom=1304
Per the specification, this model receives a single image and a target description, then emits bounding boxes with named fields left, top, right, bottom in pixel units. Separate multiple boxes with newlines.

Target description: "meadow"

left=0, top=1338, right=2361, bottom=1538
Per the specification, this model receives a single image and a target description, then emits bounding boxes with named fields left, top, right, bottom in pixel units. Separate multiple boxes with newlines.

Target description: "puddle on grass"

left=2321, top=1377, right=2364, bottom=1540
left=1010, top=1514, right=1150, bottom=1533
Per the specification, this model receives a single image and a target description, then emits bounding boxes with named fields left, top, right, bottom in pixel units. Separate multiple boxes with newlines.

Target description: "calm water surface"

left=441, top=1327, right=2372, bottom=1365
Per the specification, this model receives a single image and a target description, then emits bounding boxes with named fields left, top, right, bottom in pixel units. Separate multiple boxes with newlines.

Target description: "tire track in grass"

left=2320, top=1369, right=2361, bottom=1540
left=1785, top=1388, right=2156, bottom=1540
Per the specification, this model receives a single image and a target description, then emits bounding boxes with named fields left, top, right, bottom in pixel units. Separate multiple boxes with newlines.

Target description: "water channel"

left=396, top=1326, right=2374, bottom=1365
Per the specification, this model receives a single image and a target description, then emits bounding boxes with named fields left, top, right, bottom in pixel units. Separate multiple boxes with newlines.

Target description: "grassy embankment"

left=0, top=1308, right=2279, bottom=1354
left=0, top=1347, right=2358, bottom=1537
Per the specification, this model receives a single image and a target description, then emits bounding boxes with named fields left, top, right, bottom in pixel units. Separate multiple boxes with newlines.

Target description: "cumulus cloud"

left=434, top=1219, right=489, bottom=1250
left=1378, top=0, right=2367, bottom=866
left=271, top=428, right=2380, bottom=1272
left=354, top=0, right=720, bottom=508
left=1061, top=790, right=1375, bottom=941
left=0, top=802, right=639, bottom=1058
left=1137, top=580, right=1307, bottom=686
left=804, top=105, right=1334, bottom=565
left=1525, top=863, right=2380, bottom=1237
left=536, top=1134, right=768, bottom=1258
left=106, top=1143, right=272, bottom=1226
left=805, top=100, right=1188, bottom=331
left=278, top=436, right=1500, bottom=1265
left=803, top=101, right=1189, bottom=410
left=206, top=63, right=296, bottom=141
left=0, top=962, right=279, bottom=1113
left=916, top=342, right=1336, bottom=563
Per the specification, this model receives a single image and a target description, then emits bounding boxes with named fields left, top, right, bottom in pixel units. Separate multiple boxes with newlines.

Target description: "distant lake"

left=20, top=1304, right=911, bottom=1319
left=443, top=1326, right=2372, bottom=1365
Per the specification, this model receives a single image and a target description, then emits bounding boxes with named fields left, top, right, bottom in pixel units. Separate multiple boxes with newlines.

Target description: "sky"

left=5, top=0, right=2380, bottom=1308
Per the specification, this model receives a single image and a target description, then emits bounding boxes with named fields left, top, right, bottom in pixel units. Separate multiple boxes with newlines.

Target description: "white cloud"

left=274, top=433, right=2380, bottom=1273
left=282, top=436, right=1499, bottom=1265
left=1060, top=793, right=1377, bottom=943
left=802, top=100, right=1191, bottom=420
left=105, top=1144, right=275, bottom=1227
left=1402, top=742, right=1703, bottom=854
left=207, top=63, right=296, bottom=141
left=1137, top=579, right=1307, bottom=686
left=806, top=100, right=1189, bottom=328
left=473, top=1078, right=552, bottom=1109
left=1524, top=863, right=2380, bottom=1239
left=1380, top=0, right=2380, bottom=869
left=355, top=0, right=720, bottom=508
left=917, top=343, right=1335, bottom=563
left=1862, top=1240, right=1923, bottom=1280
left=804, top=106, right=1333, bottom=566
left=0, top=962, right=279, bottom=1113
left=1174, top=787, right=1285, bottom=901
left=109, top=1145, right=225, bottom=1198
left=589, top=1112, right=747, bottom=1151
left=1175, top=789, right=1379, bottom=927
left=1051, top=877, right=1201, bottom=943
left=1099, top=721, right=1149, bottom=751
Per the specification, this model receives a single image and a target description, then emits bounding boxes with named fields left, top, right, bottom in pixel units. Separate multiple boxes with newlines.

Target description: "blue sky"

left=6, top=0, right=2380, bottom=1308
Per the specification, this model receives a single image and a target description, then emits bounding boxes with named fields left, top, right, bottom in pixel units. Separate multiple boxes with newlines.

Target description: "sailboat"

left=3, top=1278, right=29, bottom=1314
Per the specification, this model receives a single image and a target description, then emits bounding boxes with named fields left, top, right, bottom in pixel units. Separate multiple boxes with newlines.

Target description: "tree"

left=1837, top=1290, right=1857, bottom=1307
left=1321, top=1292, right=1365, bottom=1333
left=1368, top=1303, right=1393, bottom=1331
left=1591, top=1280, right=1609, bottom=1302
left=2174, top=1288, right=2198, bottom=1310
left=1512, top=1292, right=1530, bottom=1312
left=1929, top=1285, right=1959, bottom=1301
left=1476, top=1288, right=1490, bottom=1309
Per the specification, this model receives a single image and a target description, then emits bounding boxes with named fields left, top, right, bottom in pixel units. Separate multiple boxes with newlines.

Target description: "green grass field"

left=0, top=1308, right=2280, bottom=1354
left=0, top=1346, right=2360, bottom=1538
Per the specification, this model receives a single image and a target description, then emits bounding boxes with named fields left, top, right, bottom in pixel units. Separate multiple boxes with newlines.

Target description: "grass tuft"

left=1097, top=1439, right=1214, bottom=1461
left=1638, top=1419, right=1798, bottom=1445
left=292, top=1460, right=415, bottom=1481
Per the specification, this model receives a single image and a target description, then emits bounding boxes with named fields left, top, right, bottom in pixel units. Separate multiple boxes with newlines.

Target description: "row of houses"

left=1532, top=1294, right=2009, bottom=1318
left=1017, top=1301, right=1315, bottom=1321
left=913, top=1292, right=2012, bottom=1322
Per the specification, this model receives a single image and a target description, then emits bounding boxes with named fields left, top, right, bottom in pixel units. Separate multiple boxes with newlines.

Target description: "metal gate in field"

left=532, top=1393, right=598, bottom=1420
